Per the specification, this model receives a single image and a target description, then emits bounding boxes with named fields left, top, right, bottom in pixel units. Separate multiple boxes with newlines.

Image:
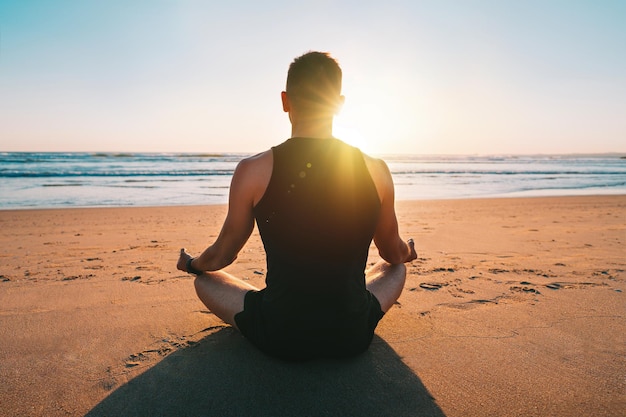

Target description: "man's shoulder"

left=360, top=153, right=393, bottom=202
left=238, top=149, right=273, bottom=171
left=233, top=150, right=273, bottom=205
left=361, top=153, right=390, bottom=176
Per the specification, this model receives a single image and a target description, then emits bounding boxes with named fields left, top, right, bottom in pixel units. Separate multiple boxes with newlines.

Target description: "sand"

left=0, top=196, right=624, bottom=416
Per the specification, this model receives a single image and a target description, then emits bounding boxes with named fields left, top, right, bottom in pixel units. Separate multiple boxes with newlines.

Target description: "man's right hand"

left=406, top=239, right=418, bottom=263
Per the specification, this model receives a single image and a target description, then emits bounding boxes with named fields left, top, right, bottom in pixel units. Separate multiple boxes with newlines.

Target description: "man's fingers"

left=406, top=238, right=417, bottom=261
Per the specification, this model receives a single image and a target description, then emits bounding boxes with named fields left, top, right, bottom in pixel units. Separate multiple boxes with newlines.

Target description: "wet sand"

left=0, top=196, right=624, bottom=416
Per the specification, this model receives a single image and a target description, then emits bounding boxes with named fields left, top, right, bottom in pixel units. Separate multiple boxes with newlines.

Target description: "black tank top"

left=253, top=137, right=381, bottom=334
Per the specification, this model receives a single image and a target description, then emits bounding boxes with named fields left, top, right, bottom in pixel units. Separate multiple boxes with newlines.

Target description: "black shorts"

left=234, top=289, right=385, bottom=361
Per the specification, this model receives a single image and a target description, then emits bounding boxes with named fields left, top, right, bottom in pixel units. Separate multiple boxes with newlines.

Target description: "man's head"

left=282, top=51, right=343, bottom=117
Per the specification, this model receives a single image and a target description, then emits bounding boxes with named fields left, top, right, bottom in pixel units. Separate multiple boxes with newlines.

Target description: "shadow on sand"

left=86, top=329, right=445, bottom=417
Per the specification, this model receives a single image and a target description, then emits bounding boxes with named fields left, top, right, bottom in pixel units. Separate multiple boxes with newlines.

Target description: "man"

left=177, top=51, right=416, bottom=361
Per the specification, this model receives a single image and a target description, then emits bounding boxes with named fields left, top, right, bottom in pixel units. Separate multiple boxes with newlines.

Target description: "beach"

left=0, top=195, right=624, bottom=416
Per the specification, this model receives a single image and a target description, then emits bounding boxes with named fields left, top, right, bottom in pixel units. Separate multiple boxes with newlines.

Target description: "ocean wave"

left=0, top=152, right=249, bottom=164
left=2, top=152, right=625, bottom=208
left=2, top=168, right=625, bottom=178
left=0, top=170, right=235, bottom=178
left=390, top=170, right=626, bottom=176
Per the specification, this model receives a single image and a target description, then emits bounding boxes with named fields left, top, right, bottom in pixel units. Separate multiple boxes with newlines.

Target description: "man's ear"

left=281, top=91, right=290, bottom=113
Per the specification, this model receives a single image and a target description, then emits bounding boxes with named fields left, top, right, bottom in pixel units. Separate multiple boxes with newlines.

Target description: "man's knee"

left=392, top=262, right=407, bottom=275
left=378, top=261, right=407, bottom=278
left=389, top=262, right=407, bottom=286
left=193, top=272, right=213, bottom=293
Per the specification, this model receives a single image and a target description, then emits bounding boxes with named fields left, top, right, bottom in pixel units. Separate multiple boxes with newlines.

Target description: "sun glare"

left=333, top=124, right=373, bottom=154
left=334, top=79, right=421, bottom=156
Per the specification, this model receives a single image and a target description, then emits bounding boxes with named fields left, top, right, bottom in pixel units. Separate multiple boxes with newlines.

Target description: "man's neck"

left=290, top=119, right=334, bottom=139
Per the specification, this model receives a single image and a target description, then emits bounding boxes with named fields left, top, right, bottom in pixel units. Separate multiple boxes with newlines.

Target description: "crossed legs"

left=193, top=260, right=407, bottom=328
left=194, top=270, right=259, bottom=330
left=365, top=260, right=406, bottom=312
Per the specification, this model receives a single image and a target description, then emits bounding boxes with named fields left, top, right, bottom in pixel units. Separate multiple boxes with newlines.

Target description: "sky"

left=0, top=0, right=624, bottom=155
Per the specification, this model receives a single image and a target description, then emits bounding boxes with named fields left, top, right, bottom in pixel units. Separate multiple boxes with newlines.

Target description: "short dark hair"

left=286, top=51, right=342, bottom=112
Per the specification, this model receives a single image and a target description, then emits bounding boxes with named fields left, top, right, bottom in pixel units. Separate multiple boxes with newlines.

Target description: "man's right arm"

left=177, top=151, right=273, bottom=273
left=366, top=156, right=417, bottom=265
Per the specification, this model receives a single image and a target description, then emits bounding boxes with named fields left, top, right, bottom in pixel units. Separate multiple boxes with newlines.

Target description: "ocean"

left=1, top=152, right=625, bottom=209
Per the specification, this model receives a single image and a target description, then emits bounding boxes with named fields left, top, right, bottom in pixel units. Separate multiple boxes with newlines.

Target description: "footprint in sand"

left=510, top=285, right=541, bottom=294
left=122, top=276, right=142, bottom=282
left=419, top=283, right=443, bottom=291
